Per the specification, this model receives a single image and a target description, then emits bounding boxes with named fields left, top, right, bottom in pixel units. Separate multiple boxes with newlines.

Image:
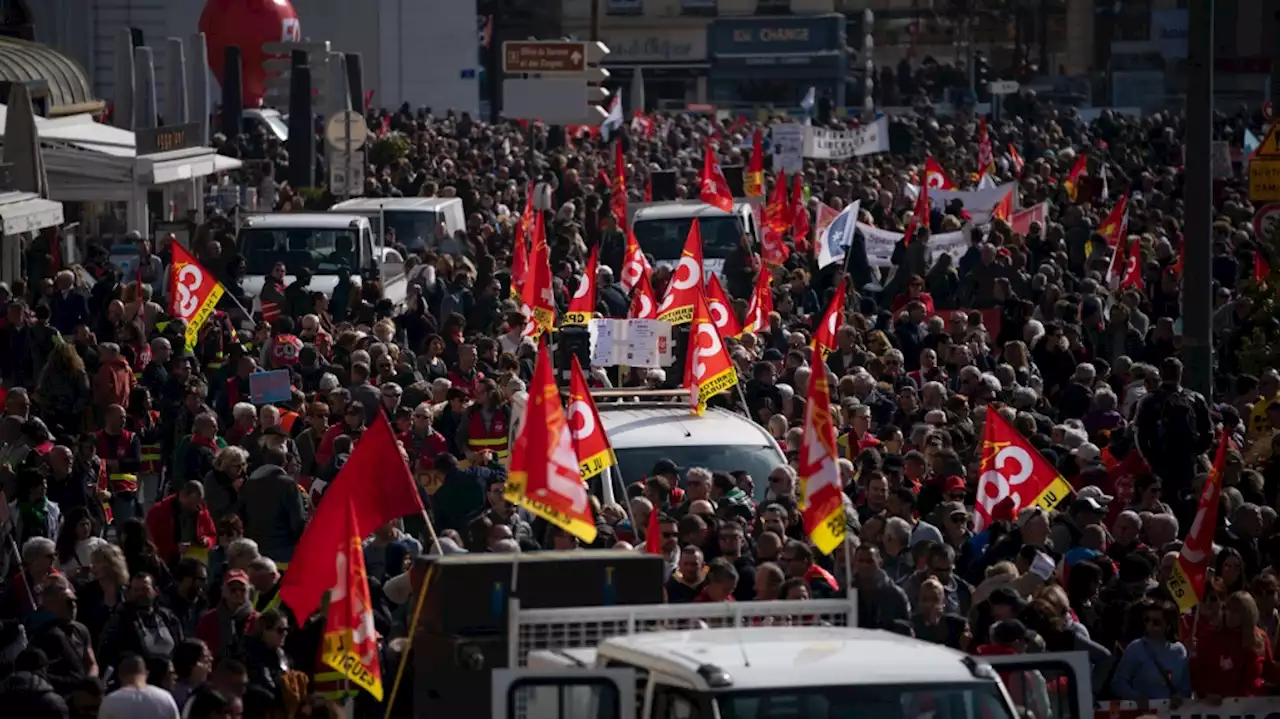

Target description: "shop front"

left=708, top=14, right=847, bottom=111
left=599, top=26, right=710, bottom=111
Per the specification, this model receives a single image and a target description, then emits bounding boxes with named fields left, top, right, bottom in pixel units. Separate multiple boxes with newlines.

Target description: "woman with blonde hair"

left=1192, top=590, right=1277, bottom=698
left=35, top=340, right=91, bottom=435
left=77, top=543, right=130, bottom=643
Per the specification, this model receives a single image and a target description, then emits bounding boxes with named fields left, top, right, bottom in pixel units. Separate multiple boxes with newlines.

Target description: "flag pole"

left=382, top=562, right=436, bottom=719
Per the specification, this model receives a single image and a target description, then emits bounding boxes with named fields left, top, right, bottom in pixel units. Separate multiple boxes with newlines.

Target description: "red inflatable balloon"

left=200, top=0, right=301, bottom=108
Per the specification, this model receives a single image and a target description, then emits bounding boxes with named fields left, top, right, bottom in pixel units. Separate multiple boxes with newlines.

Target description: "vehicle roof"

left=329, top=197, right=461, bottom=212
left=632, top=201, right=751, bottom=222
left=597, top=405, right=775, bottom=450
left=239, top=213, right=367, bottom=229
left=598, top=627, right=984, bottom=690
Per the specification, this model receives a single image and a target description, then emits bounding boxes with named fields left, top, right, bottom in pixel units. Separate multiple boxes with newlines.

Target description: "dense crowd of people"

left=0, top=78, right=1276, bottom=718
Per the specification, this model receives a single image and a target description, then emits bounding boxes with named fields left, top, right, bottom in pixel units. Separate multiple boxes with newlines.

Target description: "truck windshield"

left=613, top=444, right=783, bottom=502
left=633, top=215, right=744, bottom=262
left=715, top=682, right=1015, bottom=719
left=238, top=227, right=359, bottom=276
left=383, top=210, right=443, bottom=252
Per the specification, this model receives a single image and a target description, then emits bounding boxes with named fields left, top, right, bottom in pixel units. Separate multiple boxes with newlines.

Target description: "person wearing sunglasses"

left=1110, top=597, right=1189, bottom=704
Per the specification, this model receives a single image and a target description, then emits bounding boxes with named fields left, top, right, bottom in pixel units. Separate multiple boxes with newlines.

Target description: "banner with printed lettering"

left=855, top=222, right=969, bottom=269
left=803, top=117, right=890, bottom=160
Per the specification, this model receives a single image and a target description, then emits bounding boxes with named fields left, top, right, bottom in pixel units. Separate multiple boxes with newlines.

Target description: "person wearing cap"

left=195, top=568, right=259, bottom=661
left=1049, top=496, right=1107, bottom=554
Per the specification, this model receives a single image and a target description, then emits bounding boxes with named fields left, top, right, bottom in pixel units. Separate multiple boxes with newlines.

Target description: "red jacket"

left=315, top=422, right=365, bottom=468
left=1191, top=627, right=1276, bottom=697
left=145, top=494, right=216, bottom=566
left=196, top=606, right=259, bottom=659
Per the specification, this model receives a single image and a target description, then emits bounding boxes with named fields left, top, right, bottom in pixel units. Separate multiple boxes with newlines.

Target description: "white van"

left=235, top=213, right=408, bottom=310
left=329, top=197, right=466, bottom=256
left=595, top=395, right=785, bottom=503
left=630, top=201, right=759, bottom=278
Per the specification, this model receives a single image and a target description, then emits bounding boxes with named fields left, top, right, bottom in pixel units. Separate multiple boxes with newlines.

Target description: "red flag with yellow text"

left=320, top=501, right=384, bottom=700
left=520, top=214, right=556, bottom=339
left=656, top=219, right=705, bottom=325
left=567, top=356, right=616, bottom=481
left=629, top=265, right=657, bottom=320
left=745, top=129, right=765, bottom=198
left=169, top=243, right=225, bottom=352
left=740, top=264, right=773, bottom=336
left=280, top=413, right=424, bottom=623
left=564, top=245, right=599, bottom=326
left=505, top=341, right=597, bottom=543
left=1167, top=430, right=1229, bottom=613
left=799, top=350, right=846, bottom=554
left=974, top=406, right=1072, bottom=532
left=705, top=273, right=742, bottom=339
left=684, top=291, right=738, bottom=416
left=620, top=226, right=650, bottom=294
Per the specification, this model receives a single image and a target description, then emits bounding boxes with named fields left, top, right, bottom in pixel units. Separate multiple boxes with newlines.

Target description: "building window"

left=681, top=0, right=716, bottom=15
left=756, top=0, right=791, bottom=15
left=607, top=0, right=644, bottom=16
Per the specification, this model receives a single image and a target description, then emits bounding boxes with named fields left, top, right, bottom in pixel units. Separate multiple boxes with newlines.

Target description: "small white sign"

left=588, top=318, right=673, bottom=368
left=771, top=123, right=805, bottom=174
left=988, top=80, right=1020, bottom=96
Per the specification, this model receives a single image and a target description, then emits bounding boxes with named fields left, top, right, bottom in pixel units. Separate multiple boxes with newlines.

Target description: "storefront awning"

left=137, top=148, right=223, bottom=185
left=0, top=191, right=63, bottom=236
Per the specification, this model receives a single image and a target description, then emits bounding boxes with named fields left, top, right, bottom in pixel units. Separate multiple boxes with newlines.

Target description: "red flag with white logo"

left=974, top=406, right=1072, bottom=532
left=629, top=264, right=657, bottom=320
left=567, top=355, right=616, bottom=481
left=699, top=143, right=734, bottom=212
left=656, top=219, right=705, bottom=325
left=684, top=291, right=738, bottom=416
left=705, top=273, right=742, bottom=339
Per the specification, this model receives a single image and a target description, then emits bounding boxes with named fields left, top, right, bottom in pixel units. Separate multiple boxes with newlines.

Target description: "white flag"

left=816, top=200, right=860, bottom=269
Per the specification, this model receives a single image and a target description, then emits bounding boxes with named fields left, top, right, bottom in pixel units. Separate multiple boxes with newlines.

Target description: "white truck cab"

left=630, top=201, right=758, bottom=279
left=498, top=600, right=1092, bottom=719
left=235, top=212, right=408, bottom=312
left=328, top=196, right=466, bottom=256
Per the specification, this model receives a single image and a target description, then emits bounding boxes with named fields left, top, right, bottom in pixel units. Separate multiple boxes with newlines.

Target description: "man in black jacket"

left=1135, top=357, right=1212, bottom=526
left=0, top=648, right=70, bottom=719
left=97, top=572, right=184, bottom=669
left=26, top=578, right=94, bottom=695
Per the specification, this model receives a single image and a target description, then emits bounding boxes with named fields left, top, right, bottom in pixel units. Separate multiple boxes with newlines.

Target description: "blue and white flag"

left=600, top=95, right=624, bottom=143
left=1246, top=129, right=1261, bottom=156
left=816, top=200, right=860, bottom=269
left=800, top=86, right=816, bottom=125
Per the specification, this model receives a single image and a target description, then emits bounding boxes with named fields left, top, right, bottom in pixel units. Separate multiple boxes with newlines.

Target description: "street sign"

left=324, top=111, right=368, bottom=152
left=1254, top=203, right=1280, bottom=241
left=328, top=148, right=365, bottom=197
left=501, top=40, right=610, bottom=124
left=1248, top=123, right=1280, bottom=201
left=503, top=41, right=598, bottom=74
left=988, top=80, right=1020, bottom=96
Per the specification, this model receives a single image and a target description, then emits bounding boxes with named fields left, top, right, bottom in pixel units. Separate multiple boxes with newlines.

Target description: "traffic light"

left=974, top=51, right=991, bottom=103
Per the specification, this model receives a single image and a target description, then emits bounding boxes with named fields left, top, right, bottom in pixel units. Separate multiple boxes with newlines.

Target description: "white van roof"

left=329, top=197, right=463, bottom=212
left=239, top=213, right=365, bottom=229
left=596, top=405, right=774, bottom=450
left=598, top=626, right=985, bottom=691
left=631, top=201, right=752, bottom=222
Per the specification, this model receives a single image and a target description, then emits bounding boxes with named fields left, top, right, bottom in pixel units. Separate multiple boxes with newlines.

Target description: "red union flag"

left=799, top=350, right=845, bottom=554
left=656, top=219, right=705, bottom=325
left=925, top=156, right=955, bottom=190
left=699, top=143, right=733, bottom=212
left=563, top=244, right=599, bottom=326
left=811, top=277, right=845, bottom=358
left=684, top=291, right=738, bottom=416
left=321, top=502, right=384, bottom=700
left=620, top=226, right=650, bottom=294
left=628, top=264, right=657, bottom=320
left=1167, top=430, right=1228, bottom=613
left=705, top=273, right=742, bottom=339
left=169, top=244, right=225, bottom=351
left=505, top=340, right=597, bottom=543
left=740, top=264, right=773, bottom=336
left=567, top=356, right=616, bottom=481
left=974, top=406, right=1072, bottom=532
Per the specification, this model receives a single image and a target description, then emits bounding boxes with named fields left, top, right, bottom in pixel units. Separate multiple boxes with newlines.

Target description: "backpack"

left=1156, top=389, right=1200, bottom=450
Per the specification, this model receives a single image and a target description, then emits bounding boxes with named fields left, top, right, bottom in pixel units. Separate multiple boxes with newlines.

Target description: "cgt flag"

left=505, top=340, right=597, bottom=543
left=811, top=277, right=846, bottom=358
left=705, top=273, right=742, bottom=339
left=520, top=213, right=556, bottom=340
left=684, top=290, right=738, bottom=416
left=656, top=219, right=705, bottom=325
left=799, top=350, right=845, bottom=554
left=320, top=501, right=384, bottom=700
left=169, top=244, right=225, bottom=352
left=620, top=226, right=650, bottom=294
left=1167, top=430, right=1229, bottom=613
left=628, top=264, right=657, bottom=320
left=280, top=413, right=424, bottom=623
left=563, top=244, right=599, bottom=327
left=567, top=356, right=616, bottom=481
left=740, top=264, right=773, bottom=336
left=974, top=406, right=1073, bottom=532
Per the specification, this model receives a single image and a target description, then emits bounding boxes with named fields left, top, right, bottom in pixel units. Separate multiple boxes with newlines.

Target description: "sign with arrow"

left=1249, top=123, right=1280, bottom=202
left=503, top=41, right=592, bottom=74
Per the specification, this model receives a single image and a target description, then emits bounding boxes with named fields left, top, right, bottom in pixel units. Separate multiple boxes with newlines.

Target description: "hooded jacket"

left=237, top=464, right=307, bottom=563
left=0, top=671, right=69, bottom=719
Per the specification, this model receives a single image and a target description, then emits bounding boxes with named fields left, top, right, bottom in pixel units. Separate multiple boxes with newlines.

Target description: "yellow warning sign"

left=1255, top=122, right=1280, bottom=158
left=1250, top=159, right=1280, bottom=202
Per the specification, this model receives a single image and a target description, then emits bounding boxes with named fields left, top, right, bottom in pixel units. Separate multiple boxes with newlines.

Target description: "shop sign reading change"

left=1248, top=123, right=1280, bottom=202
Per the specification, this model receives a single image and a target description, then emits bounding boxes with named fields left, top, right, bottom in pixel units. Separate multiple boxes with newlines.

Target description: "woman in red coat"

left=889, top=274, right=935, bottom=317
left=1191, top=591, right=1279, bottom=698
